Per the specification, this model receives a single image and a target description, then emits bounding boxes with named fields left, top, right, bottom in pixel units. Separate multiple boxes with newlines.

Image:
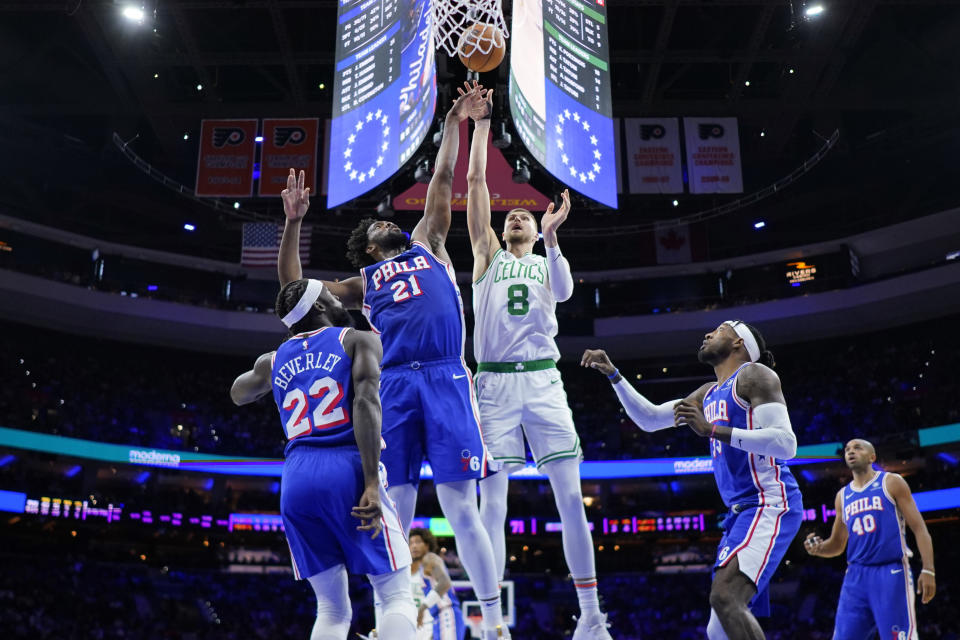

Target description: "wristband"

left=423, top=590, right=442, bottom=608
left=607, top=369, right=620, bottom=381
left=921, top=569, right=935, bottom=578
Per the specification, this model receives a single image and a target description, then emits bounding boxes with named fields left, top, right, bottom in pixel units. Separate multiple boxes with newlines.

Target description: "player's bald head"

left=844, top=438, right=877, bottom=470
left=848, top=439, right=875, bottom=456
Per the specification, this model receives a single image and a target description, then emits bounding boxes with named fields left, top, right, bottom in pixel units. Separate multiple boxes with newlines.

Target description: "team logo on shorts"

left=460, top=449, right=480, bottom=472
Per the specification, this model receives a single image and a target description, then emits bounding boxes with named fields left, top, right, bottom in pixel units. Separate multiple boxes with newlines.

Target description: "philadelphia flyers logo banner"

left=683, top=117, right=744, bottom=194
left=625, top=118, right=683, bottom=194
left=196, top=119, right=258, bottom=197
left=258, top=118, right=320, bottom=197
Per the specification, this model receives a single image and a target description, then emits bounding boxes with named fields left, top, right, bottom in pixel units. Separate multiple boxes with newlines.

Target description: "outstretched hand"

left=280, top=168, right=310, bottom=221
left=673, top=400, right=712, bottom=436
left=456, top=80, right=492, bottom=121
left=351, top=485, right=383, bottom=539
left=581, top=348, right=617, bottom=378
left=448, top=82, right=487, bottom=122
left=541, top=189, right=571, bottom=238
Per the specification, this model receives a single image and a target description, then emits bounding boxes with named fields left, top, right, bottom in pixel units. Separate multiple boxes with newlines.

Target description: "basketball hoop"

left=432, top=0, right=509, bottom=58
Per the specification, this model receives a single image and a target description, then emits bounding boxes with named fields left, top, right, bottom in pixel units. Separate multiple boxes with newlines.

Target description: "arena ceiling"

left=1, top=0, right=959, bottom=267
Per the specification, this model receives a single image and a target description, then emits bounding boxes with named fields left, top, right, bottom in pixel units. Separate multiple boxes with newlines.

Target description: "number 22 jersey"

left=271, top=326, right=354, bottom=455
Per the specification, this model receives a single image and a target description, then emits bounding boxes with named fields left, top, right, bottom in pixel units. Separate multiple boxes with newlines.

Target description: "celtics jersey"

left=473, top=248, right=560, bottom=363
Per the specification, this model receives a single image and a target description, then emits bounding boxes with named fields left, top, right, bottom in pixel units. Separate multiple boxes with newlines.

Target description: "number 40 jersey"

left=473, top=248, right=560, bottom=363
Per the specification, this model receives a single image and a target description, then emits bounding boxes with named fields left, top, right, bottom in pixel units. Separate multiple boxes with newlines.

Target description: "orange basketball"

left=457, top=22, right=506, bottom=73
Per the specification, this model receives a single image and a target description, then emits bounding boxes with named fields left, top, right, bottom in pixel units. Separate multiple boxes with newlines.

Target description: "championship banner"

left=258, top=118, right=320, bottom=197
left=395, top=121, right=551, bottom=211
left=625, top=118, right=683, bottom=194
left=195, top=119, right=257, bottom=197
left=682, top=117, right=744, bottom=194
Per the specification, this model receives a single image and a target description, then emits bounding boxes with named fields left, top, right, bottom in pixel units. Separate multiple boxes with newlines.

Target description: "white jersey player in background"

left=461, top=83, right=613, bottom=640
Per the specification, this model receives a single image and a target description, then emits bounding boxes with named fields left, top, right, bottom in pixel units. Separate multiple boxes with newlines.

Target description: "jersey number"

left=507, top=283, right=530, bottom=316
left=391, top=275, right=423, bottom=302
left=282, top=376, right=349, bottom=439
left=850, top=514, right=876, bottom=536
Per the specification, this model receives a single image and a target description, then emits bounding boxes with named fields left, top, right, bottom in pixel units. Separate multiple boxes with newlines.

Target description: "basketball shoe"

left=572, top=613, right=613, bottom=640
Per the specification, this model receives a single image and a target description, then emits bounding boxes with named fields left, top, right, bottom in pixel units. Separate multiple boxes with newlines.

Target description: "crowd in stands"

left=1, top=546, right=957, bottom=639
left=1, top=317, right=956, bottom=462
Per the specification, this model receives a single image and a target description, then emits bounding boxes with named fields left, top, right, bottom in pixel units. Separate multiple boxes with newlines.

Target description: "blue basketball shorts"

left=280, top=444, right=410, bottom=579
left=714, top=492, right=803, bottom=616
left=379, top=357, right=491, bottom=487
left=432, top=602, right=466, bottom=640
left=833, top=561, right=918, bottom=640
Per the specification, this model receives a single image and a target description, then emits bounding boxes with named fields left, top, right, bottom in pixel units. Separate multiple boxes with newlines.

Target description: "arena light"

left=233, top=202, right=240, bottom=209
left=183, top=223, right=196, bottom=232
left=805, top=4, right=825, bottom=17
left=672, top=200, right=679, bottom=207
left=122, top=5, right=145, bottom=23
left=754, top=220, right=766, bottom=229
left=254, top=136, right=264, bottom=143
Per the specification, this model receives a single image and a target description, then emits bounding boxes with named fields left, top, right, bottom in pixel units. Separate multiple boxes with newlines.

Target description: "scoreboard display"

left=509, top=0, right=617, bottom=207
left=326, top=0, right=437, bottom=207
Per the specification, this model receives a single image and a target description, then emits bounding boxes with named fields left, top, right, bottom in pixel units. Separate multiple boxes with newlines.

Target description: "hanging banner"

left=394, top=121, right=551, bottom=211
left=195, top=119, right=257, bottom=197
left=258, top=118, right=320, bottom=197
left=654, top=224, right=692, bottom=265
left=625, top=118, right=683, bottom=194
left=682, top=117, right=744, bottom=194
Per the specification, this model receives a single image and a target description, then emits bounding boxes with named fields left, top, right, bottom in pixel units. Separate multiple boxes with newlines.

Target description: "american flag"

left=241, top=223, right=311, bottom=268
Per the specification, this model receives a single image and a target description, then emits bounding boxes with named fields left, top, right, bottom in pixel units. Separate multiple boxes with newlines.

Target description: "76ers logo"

left=460, top=449, right=480, bottom=472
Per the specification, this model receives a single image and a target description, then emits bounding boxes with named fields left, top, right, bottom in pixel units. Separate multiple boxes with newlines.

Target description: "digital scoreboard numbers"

left=327, top=0, right=437, bottom=207
left=509, top=0, right=617, bottom=208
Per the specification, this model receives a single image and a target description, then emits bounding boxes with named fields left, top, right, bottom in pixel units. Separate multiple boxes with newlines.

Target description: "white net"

left=431, top=0, right=509, bottom=58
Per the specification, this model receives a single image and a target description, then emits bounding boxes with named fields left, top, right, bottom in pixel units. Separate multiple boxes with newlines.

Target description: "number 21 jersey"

left=473, top=249, right=560, bottom=363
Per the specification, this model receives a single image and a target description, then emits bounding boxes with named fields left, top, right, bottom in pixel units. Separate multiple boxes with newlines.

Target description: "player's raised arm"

left=411, top=85, right=486, bottom=263
left=277, top=168, right=364, bottom=308
left=886, top=473, right=936, bottom=603
left=345, top=329, right=385, bottom=539
left=676, top=363, right=798, bottom=459
left=417, top=551, right=454, bottom=626
left=464, top=83, right=500, bottom=282
left=581, top=348, right=679, bottom=432
left=541, top=189, right=574, bottom=302
left=804, top=489, right=849, bottom=558
left=230, top=352, right=274, bottom=405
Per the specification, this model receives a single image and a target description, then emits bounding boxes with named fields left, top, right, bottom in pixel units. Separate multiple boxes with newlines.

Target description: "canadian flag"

left=654, top=224, right=692, bottom=264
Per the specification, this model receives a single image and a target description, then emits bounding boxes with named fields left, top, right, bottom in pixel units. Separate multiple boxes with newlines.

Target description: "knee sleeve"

left=369, top=567, right=417, bottom=628
left=307, top=565, right=352, bottom=640
left=707, top=608, right=729, bottom=640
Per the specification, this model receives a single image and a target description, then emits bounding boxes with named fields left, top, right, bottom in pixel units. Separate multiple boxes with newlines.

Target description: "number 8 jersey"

left=842, top=470, right=908, bottom=565
left=472, top=249, right=560, bottom=363
left=271, top=326, right=354, bottom=455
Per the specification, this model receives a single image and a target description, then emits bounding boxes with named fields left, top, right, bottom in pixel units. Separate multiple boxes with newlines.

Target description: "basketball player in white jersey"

left=462, top=83, right=612, bottom=640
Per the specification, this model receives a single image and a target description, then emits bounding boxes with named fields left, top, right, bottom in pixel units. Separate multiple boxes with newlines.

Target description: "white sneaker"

left=483, top=624, right=511, bottom=639
left=572, top=613, right=613, bottom=640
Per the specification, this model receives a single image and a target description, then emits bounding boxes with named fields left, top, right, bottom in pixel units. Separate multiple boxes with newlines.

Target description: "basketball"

left=457, top=22, right=506, bottom=73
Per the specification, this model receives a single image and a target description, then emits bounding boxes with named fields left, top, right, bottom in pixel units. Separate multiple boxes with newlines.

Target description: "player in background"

left=409, top=528, right=466, bottom=640
left=277, top=84, right=509, bottom=640
left=804, top=439, right=935, bottom=639
left=582, top=321, right=803, bottom=640
left=230, top=278, right=415, bottom=640
left=460, top=82, right=612, bottom=640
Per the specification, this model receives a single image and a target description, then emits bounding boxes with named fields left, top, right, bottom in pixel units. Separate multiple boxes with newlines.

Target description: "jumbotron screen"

left=326, top=0, right=437, bottom=207
left=509, top=0, right=617, bottom=207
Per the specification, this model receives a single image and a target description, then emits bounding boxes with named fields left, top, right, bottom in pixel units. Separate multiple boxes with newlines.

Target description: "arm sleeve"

left=611, top=379, right=678, bottom=432
left=545, top=246, right=574, bottom=302
left=729, top=402, right=797, bottom=460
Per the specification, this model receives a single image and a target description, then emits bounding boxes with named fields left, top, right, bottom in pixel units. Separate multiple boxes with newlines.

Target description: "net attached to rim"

left=431, top=0, right=509, bottom=57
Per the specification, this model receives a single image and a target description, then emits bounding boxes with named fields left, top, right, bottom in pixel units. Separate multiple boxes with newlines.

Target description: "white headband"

left=281, top=279, right=324, bottom=328
left=724, top=321, right=761, bottom=363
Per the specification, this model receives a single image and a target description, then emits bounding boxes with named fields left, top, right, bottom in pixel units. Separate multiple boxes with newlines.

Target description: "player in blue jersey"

left=408, top=528, right=466, bottom=640
left=583, top=320, right=803, bottom=640
left=276, top=84, right=509, bottom=640
left=804, top=439, right=936, bottom=639
left=230, top=278, right=416, bottom=640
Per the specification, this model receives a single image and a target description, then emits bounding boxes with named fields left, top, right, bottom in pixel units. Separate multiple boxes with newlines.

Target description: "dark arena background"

left=2, top=1, right=960, bottom=639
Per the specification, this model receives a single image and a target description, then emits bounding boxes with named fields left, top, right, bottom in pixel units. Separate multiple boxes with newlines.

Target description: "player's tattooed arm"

left=229, top=352, right=274, bottom=405
left=422, top=552, right=454, bottom=595
left=464, top=82, right=500, bottom=282
left=887, top=473, right=936, bottom=603
left=804, top=490, right=848, bottom=558
left=413, top=84, right=487, bottom=263
left=345, top=329, right=385, bottom=539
